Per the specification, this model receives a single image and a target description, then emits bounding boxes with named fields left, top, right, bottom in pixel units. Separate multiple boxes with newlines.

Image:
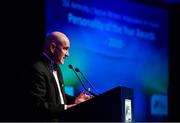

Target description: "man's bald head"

left=44, top=31, right=70, bottom=50
left=43, top=31, right=70, bottom=64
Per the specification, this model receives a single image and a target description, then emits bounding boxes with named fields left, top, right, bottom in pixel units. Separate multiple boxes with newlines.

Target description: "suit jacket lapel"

left=42, top=60, right=61, bottom=104
left=41, top=53, right=65, bottom=104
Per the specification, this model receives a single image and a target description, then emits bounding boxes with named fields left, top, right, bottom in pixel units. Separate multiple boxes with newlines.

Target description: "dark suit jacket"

left=20, top=54, right=75, bottom=121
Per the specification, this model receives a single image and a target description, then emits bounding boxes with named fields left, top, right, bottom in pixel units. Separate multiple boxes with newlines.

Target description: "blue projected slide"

left=46, top=0, right=169, bottom=121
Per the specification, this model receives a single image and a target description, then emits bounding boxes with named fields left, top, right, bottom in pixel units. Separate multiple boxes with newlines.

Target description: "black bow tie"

left=52, top=64, right=58, bottom=71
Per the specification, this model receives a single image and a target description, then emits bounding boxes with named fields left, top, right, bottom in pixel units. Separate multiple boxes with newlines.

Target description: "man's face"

left=54, top=40, right=70, bottom=64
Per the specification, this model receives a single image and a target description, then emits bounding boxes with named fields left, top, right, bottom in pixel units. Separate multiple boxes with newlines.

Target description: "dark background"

left=0, top=0, right=45, bottom=121
left=0, top=0, right=179, bottom=121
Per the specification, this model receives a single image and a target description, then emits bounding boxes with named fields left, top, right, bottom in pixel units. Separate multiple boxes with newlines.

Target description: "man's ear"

left=50, top=42, right=56, bottom=53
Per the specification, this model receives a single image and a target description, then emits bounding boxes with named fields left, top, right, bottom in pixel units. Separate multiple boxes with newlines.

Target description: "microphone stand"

left=75, top=68, right=100, bottom=95
left=69, top=64, right=97, bottom=96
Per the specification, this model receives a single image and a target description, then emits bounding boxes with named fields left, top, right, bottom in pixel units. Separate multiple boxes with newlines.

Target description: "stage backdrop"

left=46, top=0, right=169, bottom=121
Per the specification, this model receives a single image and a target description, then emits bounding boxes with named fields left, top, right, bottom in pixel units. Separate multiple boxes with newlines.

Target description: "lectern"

left=59, top=86, right=134, bottom=122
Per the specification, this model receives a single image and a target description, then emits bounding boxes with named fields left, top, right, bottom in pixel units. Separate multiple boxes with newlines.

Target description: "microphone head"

left=68, top=64, right=73, bottom=69
left=75, top=68, right=80, bottom=72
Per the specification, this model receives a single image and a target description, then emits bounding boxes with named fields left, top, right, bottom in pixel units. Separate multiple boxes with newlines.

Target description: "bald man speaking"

left=22, top=31, right=91, bottom=121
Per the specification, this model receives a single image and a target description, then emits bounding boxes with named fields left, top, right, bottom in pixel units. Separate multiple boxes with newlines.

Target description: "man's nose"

left=66, top=51, right=69, bottom=56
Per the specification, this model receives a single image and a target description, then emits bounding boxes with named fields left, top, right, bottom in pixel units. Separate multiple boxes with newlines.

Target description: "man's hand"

left=66, top=89, right=94, bottom=109
left=75, top=88, right=93, bottom=104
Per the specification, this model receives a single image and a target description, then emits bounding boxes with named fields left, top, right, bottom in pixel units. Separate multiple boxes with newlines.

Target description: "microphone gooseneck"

left=68, top=64, right=97, bottom=96
left=75, top=68, right=100, bottom=95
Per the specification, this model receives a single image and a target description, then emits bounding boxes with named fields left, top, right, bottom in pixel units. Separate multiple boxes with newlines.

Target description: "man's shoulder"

left=31, top=56, right=49, bottom=72
left=33, top=59, right=47, bottom=69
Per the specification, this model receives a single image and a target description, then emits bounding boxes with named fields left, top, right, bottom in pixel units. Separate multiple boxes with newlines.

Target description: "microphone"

left=68, top=64, right=97, bottom=96
left=75, top=68, right=100, bottom=95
